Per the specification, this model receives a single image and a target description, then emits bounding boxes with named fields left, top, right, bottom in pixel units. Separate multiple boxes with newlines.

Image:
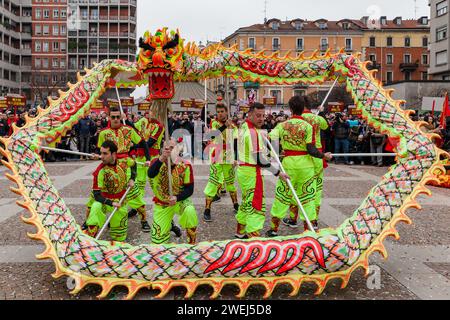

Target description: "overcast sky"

left=137, top=0, right=430, bottom=44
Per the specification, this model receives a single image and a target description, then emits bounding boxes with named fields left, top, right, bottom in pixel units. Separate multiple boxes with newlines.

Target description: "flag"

left=431, top=100, right=436, bottom=118
left=440, top=93, right=450, bottom=129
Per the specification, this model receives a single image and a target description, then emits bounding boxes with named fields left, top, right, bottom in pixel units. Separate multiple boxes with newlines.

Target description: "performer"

left=203, top=103, right=239, bottom=222
left=294, top=103, right=330, bottom=225
left=266, top=96, right=332, bottom=237
left=148, top=140, right=198, bottom=245
left=84, top=140, right=135, bottom=242
left=85, top=107, right=152, bottom=232
left=235, top=102, right=289, bottom=239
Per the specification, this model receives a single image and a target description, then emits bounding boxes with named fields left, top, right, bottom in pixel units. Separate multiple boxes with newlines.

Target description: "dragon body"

left=0, top=29, right=447, bottom=299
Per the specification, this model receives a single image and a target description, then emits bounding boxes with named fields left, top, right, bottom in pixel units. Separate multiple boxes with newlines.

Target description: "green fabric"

left=135, top=117, right=165, bottom=151
left=87, top=201, right=128, bottom=242
left=209, top=119, right=238, bottom=163
left=152, top=199, right=198, bottom=244
left=235, top=166, right=266, bottom=234
left=313, top=157, right=324, bottom=213
left=94, top=158, right=135, bottom=194
left=302, top=113, right=328, bottom=149
left=98, top=126, right=142, bottom=154
left=204, top=163, right=236, bottom=198
left=238, top=121, right=264, bottom=165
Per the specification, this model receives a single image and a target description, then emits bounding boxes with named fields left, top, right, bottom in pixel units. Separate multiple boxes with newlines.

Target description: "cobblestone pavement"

left=0, top=161, right=449, bottom=300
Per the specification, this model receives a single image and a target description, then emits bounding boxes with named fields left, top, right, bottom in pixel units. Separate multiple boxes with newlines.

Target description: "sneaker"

left=282, top=218, right=298, bottom=228
left=212, top=195, right=221, bottom=203
left=141, top=221, right=151, bottom=233
left=221, top=190, right=227, bottom=195
left=171, top=223, right=182, bottom=238
left=81, top=222, right=88, bottom=231
left=312, top=221, right=320, bottom=232
left=349, top=161, right=355, bottom=165
left=203, top=210, right=212, bottom=222
left=233, top=203, right=240, bottom=212
left=265, top=230, right=278, bottom=238
left=235, top=233, right=248, bottom=239
left=128, top=209, right=138, bottom=218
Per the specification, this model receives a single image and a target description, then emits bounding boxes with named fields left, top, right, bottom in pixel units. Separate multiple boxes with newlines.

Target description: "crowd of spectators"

left=1, top=107, right=449, bottom=165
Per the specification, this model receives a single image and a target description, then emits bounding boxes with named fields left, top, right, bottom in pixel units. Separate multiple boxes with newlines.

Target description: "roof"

left=173, top=82, right=217, bottom=105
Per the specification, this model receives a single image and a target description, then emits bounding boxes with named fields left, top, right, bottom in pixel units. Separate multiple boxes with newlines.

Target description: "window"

left=386, top=71, right=393, bottom=83
left=369, top=54, right=376, bottom=62
left=53, top=9, right=59, bottom=18
left=60, top=59, right=66, bottom=68
left=296, top=38, right=304, bottom=51
left=53, top=42, right=59, bottom=52
left=61, top=9, right=66, bottom=18
left=345, top=38, right=352, bottom=51
left=248, top=38, right=255, bottom=50
left=42, top=58, right=49, bottom=69
left=35, top=41, right=41, bottom=52
left=342, top=22, right=350, bottom=30
left=436, top=50, right=448, bottom=65
left=53, top=25, right=59, bottom=36
left=387, top=37, right=393, bottom=47
left=52, top=58, right=59, bottom=68
left=369, top=37, right=376, bottom=47
left=35, top=9, right=41, bottom=19
left=387, top=54, right=393, bottom=65
left=52, top=75, right=58, bottom=83
left=272, top=22, right=279, bottom=30
left=320, top=38, right=328, bottom=51
left=60, top=25, right=66, bottom=35
left=43, top=9, right=49, bottom=19
left=61, top=42, right=66, bottom=52
left=319, top=22, right=327, bottom=29
left=294, top=22, right=302, bottom=30
left=422, top=37, right=428, bottom=47
left=422, top=54, right=429, bottom=65
left=437, top=1, right=448, bottom=17
left=270, top=90, right=281, bottom=104
left=437, top=26, right=447, bottom=41
left=294, top=90, right=306, bottom=96
left=35, top=58, right=41, bottom=68
left=404, top=71, right=411, bottom=81
left=272, top=38, right=280, bottom=50
left=404, top=54, right=411, bottom=63
left=43, top=25, right=49, bottom=35
left=422, top=72, right=428, bottom=80
left=35, top=25, right=41, bottom=35
left=405, top=37, right=411, bottom=47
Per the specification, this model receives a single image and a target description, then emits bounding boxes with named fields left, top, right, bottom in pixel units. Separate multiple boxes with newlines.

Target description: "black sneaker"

left=203, top=210, right=212, bottom=222
left=233, top=203, right=240, bottom=212
left=128, top=209, right=138, bottom=218
left=235, top=233, right=248, bottom=239
left=141, top=221, right=151, bottom=233
left=282, top=218, right=298, bottom=228
left=221, top=190, right=227, bottom=195
left=212, top=195, right=221, bottom=203
left=171, top=223, right=182, bottom=238
left=81, top=222, right=88, bottom=231
left=265, top=230, right=278, bottom=238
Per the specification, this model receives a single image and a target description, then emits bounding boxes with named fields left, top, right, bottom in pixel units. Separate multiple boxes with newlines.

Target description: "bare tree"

left=30, top=71, right=69, bottom=108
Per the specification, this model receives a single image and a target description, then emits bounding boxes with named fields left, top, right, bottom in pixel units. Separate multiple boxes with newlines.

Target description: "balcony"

left=400, top=61, right=419, bottom=72
left=367, top=61, right=381, bottom=70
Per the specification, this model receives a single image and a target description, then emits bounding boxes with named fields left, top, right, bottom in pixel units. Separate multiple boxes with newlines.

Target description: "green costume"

left=85, top=158, right=136, bottom=242
left=235, top=120, right=270, bottom=238
left=133, top=117, right=165, bottom=196
left=203, top=119, right=239, bottom=217
left=268, top=116, right=317, bottom=234
left=85, top=125, right=149, bottom=226
left=148, top=158, right=198, bottom=245
left=300, top=111, right=329, bottom=219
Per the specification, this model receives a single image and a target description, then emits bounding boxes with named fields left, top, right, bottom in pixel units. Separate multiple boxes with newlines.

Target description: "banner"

left=263, top=97, right=277, bottom=106
left=180, top=99, right=206, bottom=109
left=7, top=95, right=26, bottom=108
left=120, top=97, right=134, bottom=107
left=138, top=102, right=152, bottom=111
left=107, top=99, right=119, bottom=108
left=348, top=105, right=362, bottom=116
left=328, top=102, right=345, bottom=113
left=92, top=100, right=104, bottom=109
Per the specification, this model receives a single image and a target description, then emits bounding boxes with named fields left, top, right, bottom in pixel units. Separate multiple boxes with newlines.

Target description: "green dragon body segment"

left=0, top=29, right=447, bottom=299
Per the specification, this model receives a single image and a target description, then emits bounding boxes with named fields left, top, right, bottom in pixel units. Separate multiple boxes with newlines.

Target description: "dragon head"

left=137, top=28, right=184, bottom=99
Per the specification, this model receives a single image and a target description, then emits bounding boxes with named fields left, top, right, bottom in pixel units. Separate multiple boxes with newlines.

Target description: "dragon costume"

left=0, top=28, right=447, bottom=299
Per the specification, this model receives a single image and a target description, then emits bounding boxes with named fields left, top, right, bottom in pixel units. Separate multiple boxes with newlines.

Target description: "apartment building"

left=429, top=0, right=450, bottom=79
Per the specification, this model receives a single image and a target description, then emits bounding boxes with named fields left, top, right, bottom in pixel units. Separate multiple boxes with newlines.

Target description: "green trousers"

left=152, top=199, right=199, bottom=245
left=271, top=157, right=317, bottom=224
left=235, top=166, right=266, bottom=236
left=204, top=163, right=237, bottom=198
left=87, top=201, right=128, bottom=242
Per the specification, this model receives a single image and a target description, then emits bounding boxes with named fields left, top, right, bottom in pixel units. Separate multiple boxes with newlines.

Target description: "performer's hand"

left=145, top=161, right=152, bottom=168
left=128, top=180, right=135, bottom=189
left=112, top=202, right=121, bottom=209
left=233, top=160, right=239, bottom=168
left=168, top=196, right=177, bottom=207
left=90, top=154, right=101, bottom=160
left=279, top=172, right=290, bottom=182
left=324, top=153, right=333, bottom=161
left=225, top=119, right=234, bottom=128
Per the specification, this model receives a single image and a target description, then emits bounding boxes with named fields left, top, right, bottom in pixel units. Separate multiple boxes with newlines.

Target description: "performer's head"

left=100, top=140, right=118, bottom=165
left=144, top=111, right=153, bottom=120
left=289, top=96, right=310, bottom=116
left=109, top=107, right=123, bottom=129
left=248, top=102, right=266, bottom=129
left=216, top=103, right=228, bottom=122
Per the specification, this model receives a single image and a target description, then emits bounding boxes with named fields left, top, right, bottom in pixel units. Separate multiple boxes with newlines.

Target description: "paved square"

left=0, top=161, right=449, bottom=300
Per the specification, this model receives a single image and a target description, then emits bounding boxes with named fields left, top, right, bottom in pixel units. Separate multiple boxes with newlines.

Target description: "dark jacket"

left=333, top=121, right=350, bottom=140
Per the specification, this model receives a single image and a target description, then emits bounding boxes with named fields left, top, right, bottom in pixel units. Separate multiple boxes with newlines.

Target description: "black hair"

left=109, top=107, right=121, bottom=114
left=289, top=96, right=310, bottom=115
left=101, top=140, right=118, bottom=154
left=216, top=103, right=228, bottom=112
left=249, top=102, right=265, bottom=113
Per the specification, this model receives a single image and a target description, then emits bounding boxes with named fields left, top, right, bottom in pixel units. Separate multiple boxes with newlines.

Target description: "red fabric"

left=116, top=153, right=129, bottom=159
left=440, top=93, right=450, bottom=129
left=243, top=120, right=264, bottom=211
left=284, top=150, right=308, bottom=157
left=318, top=148, right=328, bottom=169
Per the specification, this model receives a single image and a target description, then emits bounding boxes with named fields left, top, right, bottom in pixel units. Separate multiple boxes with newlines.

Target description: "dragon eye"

left=166, top=48, right=175, bottom=56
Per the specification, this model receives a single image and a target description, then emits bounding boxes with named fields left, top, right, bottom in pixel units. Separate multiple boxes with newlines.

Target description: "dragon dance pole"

left=95, top=186, right=132, bottom=240
left=39, top=147, right=146, bottom=165
left=115, top=86, right=127, bottom=126
left=331, top=153, right=397, bottom=157
left=164, top=107, right=173, bottom=196
left=317, top=78, right=339, bottom=113
left=261, top=136, right=316, bottom=233
left=204, top=79, right=208, bottom=129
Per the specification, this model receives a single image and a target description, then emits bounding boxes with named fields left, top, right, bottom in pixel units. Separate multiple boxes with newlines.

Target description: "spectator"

left=370, top=128, right=386, bottom=167
left=332, top=113, right=351, bottom=165
left=0, top=112, right=10, bottom=137
left=75, top=116, right=95, bottom=160
left=16, top=112, right=27, bottom=128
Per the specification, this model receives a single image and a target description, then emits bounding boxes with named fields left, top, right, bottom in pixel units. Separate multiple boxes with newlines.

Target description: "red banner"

left=181, top=99, right=206, bottom=109
left=263, top=97, right=277, bottom=106
left=120, top=97, right=134, bottom=107
left=328, top=102, right=345, bottom=113
left=348, top=106, right=362, bottom=116
left=138, top=102, right=152, bottom=111
left=6, top=95, right=26, bottom=108
left=0, top=98, right=7, bottom=109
